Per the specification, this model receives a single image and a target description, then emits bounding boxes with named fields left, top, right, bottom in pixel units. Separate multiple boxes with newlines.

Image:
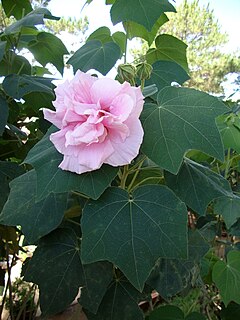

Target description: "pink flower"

left=43, top=71, right=144, bottom=174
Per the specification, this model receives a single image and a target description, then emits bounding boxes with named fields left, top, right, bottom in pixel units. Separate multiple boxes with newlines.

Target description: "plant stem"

left=6, top=245, right=14, bottom=320
left=140, top=79, right=145, bottom=91
left=127, top=159, right=145, bottom=192
left=224, top=148, right=231, bottom=179
left=120, top=165, right=129, bottom=189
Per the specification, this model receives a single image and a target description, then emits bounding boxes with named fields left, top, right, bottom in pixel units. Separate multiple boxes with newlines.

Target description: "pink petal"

left=71, top=70, right=97, bottom=104
left=105, top=117, right=144, bottom=166
left=90, top=78, right=121, bottom=107
left=120, top=83, right=144, bottom=118
left=110, top=93, right=134, bottom=122
left=42, top=108, right=64, bottom=129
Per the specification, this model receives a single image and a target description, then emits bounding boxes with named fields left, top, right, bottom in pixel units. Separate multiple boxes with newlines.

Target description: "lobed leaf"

left=141, top=86, right=227, bottom=174
left=81, top=185, right=188, bottom=291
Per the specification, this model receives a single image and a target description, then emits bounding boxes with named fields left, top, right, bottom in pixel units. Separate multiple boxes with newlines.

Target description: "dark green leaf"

left=81, top=185, right=188, bottom=291
left=67, top=40, right=121, bottom=75
left=148, top=305, right=184, bottom=320
left=124, top=14, right=168, bottom=46
left=23, top=91, right=54, bottom=111
left=141, top=86, right=227, bottom=174
left=24, top=127, right=118, bottom=200
left=145, top=61, right=189, bottom=92
left=214, top=195, right=240, bottom=229
left=0, top=161, right=24, bottom=212
left=146, top=34, right=188, bottom=71
left=165, top=159, right=232, bottom=215
left=4, top=8, right=58, bottom=35
left=213, top=250, right=240, bottom=306
left=24, top=226, right=83, bottom=316
left=0, top=52, right=31, bottom=76
left=0, top=41, right=7, bottom=63
left=185, top=312, right=206, bottom=320
left=84, top=276, right=146, bottom=320
left=2, top=74, right=54, bottom=100
left=221, top=302, right=240, bottom=320
left=28, top=32, right=68, bottom=75
left=79, top=262, right=113, bottom=314
left=0, top=170, right=68, bottom=243
left=110, top=0, right=175, bottom=31
left=2, top=0, right=33, bottom=20
left=0, top=95, right=8, bottom=136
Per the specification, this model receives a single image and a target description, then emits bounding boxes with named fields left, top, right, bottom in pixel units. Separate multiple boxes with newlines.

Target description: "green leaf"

left=147, top=229, right=209, bottom=299
left=0, top=41, right=7, bottom=63
left=23, top=91, right=54, bottom=111
left=84, top=276, right=146, bottom=320
left=2, top=0, right=33, bottom=20
left=0, top=95, right=8, bottom=136
left=185, top=312, right=206, bottom=320
left=112, top=31, right=126, bottom=55
left=221, top=302, right=240, bottom=320
left=0, top=170, right=68, bottom=243
left=217, top=114, right=240, bottom=154
left=214, top=195, right=240, bottom=229
left=24, top=127, right=118, bottom=200
left=145, top=61, right=189, bottom=92
left=24, top=226, right=83, bottom=316
left=28, top=32, right=68, bottom=75
left=0, top=51, right=31, bottom=76
left=124, top=14, right=169, bottom=46
left=213, top=250, right=240, bottom=306
left=4, top=8, right=58, bottom=35
left=141, top=86, right=227, bottom=174
left=67, top=40, right=121, bottom=75
left=110, top=0, right=175, bottom=31
left=148, top=305, right=184, bottom=320
left=2, top=74, right=54, bottom=100
left=142, top=85, right=158, bottom=98
left=87, top=27, right=112, bottom=43
left=146, top=34, right=188, bottom=71
left=0, top=161, right=24, bottom=212
left=81, top=185, right=188, bottom=291
left=79, top=262, right=113, bottom=314
left=165, top=159, right=232, bottom=215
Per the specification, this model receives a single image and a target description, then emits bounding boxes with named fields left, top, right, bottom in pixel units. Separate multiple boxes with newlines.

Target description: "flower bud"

left=117, top=64, right=136, bottom=82
left=136, top=62, right=153, bottom=80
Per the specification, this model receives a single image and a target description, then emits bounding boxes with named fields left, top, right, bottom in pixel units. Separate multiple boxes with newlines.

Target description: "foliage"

left=0, top=0, right=240, bottom=320
left=132, top=0, right=240, bottom=94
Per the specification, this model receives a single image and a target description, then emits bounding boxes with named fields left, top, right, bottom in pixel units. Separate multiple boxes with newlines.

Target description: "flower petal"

left=90, top=78, right=121, bottom=107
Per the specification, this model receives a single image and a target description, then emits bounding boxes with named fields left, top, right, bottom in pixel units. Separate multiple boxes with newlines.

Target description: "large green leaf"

left=0, top=51, right=31, bottom=76
left=213, top=250, right=240, bottom=306
left=217, top=114, right=240, bottom=154
left=87, top=27, right=112, bottom=43
left=147, top=229, right=209, bottom=299
left=0, top=41, right=7, bottom=63
left=0, top=95, right=8, bottom=136
left=79, top=262, right=113, bottom=314
left=81, top=185, right=188, bottom=291
left=145, top=61, right=189, bottom=92
left=4, top=8, right=58, bottom=35
left=214, top=195, right=240, bottom=229
left=124, top=14, right=168, bottom=46
left=221, top=302, right=240, bottom=320
left=28, top=32, right=68, bottom=75
left=2, top=0, right=33, bottom=20
left=147, top=305, right=206, bottom=320
left=110, top=0, right=175, bottom=31
left=84, top=276, right=147, bottom=320
left=67, top=40, right=121, bottom=75
left=0, top=170, right=68, bottom=243
left=165, top=159, right=232, bottom=215
left=146, top=34, right=188, bottom=71
left=2, top=74, right=54, bottom=100
left=24, top=127, right=118, bottom=200
left=141, top=86, right=227, bottom=174
left=24, top=225, right=82, bottom=316
left=0, top=161, right=24, bottom=212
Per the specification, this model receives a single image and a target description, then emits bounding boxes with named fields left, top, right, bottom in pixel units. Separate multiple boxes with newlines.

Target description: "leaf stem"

left=224, top=148, right=231, bottom=179
left=120, top=165, right=129, bottom=189
left=127, top=159, right=145, bottom=192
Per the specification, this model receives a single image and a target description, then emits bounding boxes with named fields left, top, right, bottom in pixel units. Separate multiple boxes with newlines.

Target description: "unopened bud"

left=136, top=62, right=153, bottom=80
left=117, top=64, right=136, bottom=82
